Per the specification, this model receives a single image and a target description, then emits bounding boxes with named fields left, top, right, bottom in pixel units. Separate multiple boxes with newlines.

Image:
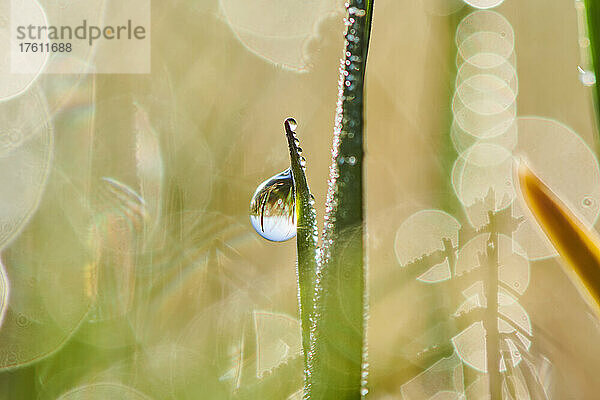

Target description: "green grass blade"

left=306, top=1, right=374, bottom=398
left=583, top=0, right=600, bottom=135
left=284, top=119, right=320, bottom=385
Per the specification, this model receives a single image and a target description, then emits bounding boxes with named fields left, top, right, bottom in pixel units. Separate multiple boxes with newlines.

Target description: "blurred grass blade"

left=283, top=118, right=319, bottom=377
left=518, top=162, right=600, bottom=316
left=134, top=101, right=164, bottom=241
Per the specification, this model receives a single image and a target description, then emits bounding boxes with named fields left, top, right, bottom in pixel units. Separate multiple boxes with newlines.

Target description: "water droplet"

left=578, top=66, right=596, bottom=86
left=250, top=169, right=296, bottom=242
left=347, top=156, right=356, bottom=165
left=348, top=6, right=366, bottom=16
left=583, top=195, right=595, bottom=208
left=360, top=387, right=369, bottom=396
left=285, top=117, right=298, bottom=131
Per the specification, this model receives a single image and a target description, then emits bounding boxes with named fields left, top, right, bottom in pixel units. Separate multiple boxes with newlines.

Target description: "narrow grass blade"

left=518, top=162, right=600, bottom=316
left=284, top=118, right=319, bottom=384
left=308, top=1, right=374, bottom=398
left=583, top=0, right=600, bottom=136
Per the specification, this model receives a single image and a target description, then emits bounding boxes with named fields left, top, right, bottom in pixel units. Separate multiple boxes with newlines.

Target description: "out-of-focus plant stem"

left=484, top=222, right=502, bottom=400
left=518, top=162, right=600, bottom=317
left=439, top=9, right=468, bottom=216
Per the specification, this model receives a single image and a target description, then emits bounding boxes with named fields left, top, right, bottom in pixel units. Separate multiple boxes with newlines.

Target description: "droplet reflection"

left=250, top=169, right=296, bottom=242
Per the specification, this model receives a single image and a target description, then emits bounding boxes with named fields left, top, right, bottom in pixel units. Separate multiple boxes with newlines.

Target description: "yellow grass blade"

left=518, top=162, right=600, bottom=316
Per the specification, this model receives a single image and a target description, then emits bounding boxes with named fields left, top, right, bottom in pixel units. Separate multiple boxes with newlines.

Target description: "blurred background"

left=0, top=0, right=599, bottom=398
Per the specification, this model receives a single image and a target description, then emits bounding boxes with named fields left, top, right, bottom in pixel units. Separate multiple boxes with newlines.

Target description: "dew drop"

left=286, top=117, right=298, bottom=131
left=583, top=195, right=595, bottom=208
left=348, top=6, right=366, bottom=16
left=250, top=169, right=296, bottom=242
left=578, top=66, right=596, bottom=86
left=580, top=37, right=591, bottom=47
